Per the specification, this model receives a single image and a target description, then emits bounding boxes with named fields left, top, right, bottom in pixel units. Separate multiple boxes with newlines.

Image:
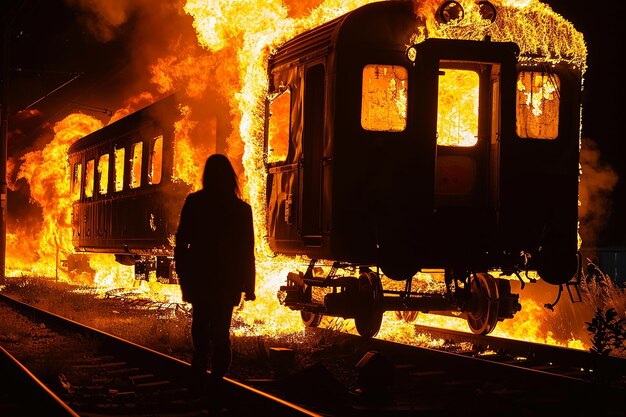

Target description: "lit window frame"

left=130, top=141, right=143, bottom=189
left=72, top=162, right=82, bottom=202
left=98, top=153, right=110, bottom=195
left=114, top=146, right=125, bottom=192
left=436, top=63, right=481, bottom=147
left=148, top=135, right=163, bottom=185
left=266, top=87, right=291, bottom=164
left=361, top=63, right=409, bottom=133
left=515, top=69, right=561, bottom=140
left=84, top=158, right=95, bottom=199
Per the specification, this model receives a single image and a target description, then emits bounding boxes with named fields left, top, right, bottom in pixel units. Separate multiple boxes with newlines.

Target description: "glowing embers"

left=437, top=68, right=479, bottom=147
left=361, top=64, right=408, bottom=132
left=516, top=71, right=560, bottom=139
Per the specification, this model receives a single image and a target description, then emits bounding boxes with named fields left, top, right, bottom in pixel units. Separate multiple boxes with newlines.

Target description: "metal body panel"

left=265, top=1, right=582, bottom=284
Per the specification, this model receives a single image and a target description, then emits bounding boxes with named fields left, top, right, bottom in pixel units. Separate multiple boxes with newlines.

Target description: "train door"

left=501, top=65, right=581, bottom=283
left=299, top=63, right=325, bottom=246
left=411, top=39, right=518, bottom=262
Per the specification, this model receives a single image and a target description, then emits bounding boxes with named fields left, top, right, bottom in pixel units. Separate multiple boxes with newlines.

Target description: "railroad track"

left=185, top=315, right=626, bottom=417
left=267, top=325, right=626, bottom=416
left=412, top=323, right=626, bottom=381
left=2, top=289, right=625, bottom=416
left=0, top=344, right=79, bottom=417
left=0, top=293, right=320, bottom=417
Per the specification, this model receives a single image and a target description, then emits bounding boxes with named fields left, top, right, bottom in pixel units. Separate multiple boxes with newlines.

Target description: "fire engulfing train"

left=67, top=94, right=231, bottom=280
left=67, top=95, right=191, bottom=280
left=68, top=1, right=586, bottom=337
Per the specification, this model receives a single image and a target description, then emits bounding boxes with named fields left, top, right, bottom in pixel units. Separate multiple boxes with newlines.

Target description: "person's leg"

left=190, top=303, right=211, bottom=391
left=209, top=304, right=234, bottom=379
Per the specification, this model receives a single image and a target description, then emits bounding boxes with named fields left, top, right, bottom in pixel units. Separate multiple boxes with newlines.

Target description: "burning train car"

left=67, top=94, right=229, bottom=282
left=269, top=1, right=586, bottom=336
left=67, top=0, right=586, bottom=338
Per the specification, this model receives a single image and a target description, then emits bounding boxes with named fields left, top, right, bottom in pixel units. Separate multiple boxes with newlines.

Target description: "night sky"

left=547, top=0, right=625, bottom=248
left=1, top=0, right=625, bottom=247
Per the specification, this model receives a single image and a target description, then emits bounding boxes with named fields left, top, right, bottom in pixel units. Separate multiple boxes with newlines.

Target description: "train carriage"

left=68, top=95, right=193, bottom=282
left=268, top=1, right=585, bottom=336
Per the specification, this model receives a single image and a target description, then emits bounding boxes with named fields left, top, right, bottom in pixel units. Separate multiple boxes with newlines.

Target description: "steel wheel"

left=467, top=272, right=499, bottom=335
left=300, top=310, right=322, bottom=327
left=354, top=271, right=384, bottom=338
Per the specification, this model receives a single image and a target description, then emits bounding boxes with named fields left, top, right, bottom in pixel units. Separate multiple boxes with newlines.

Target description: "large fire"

left=4, top=0, right=600, bottom=350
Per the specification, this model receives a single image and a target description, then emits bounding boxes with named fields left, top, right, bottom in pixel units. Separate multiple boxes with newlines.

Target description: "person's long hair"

left=202, top=154, right=240, bottom=197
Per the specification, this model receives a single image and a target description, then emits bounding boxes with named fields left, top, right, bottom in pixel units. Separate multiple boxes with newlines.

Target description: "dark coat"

left=174, top=189, right=255, bottom=305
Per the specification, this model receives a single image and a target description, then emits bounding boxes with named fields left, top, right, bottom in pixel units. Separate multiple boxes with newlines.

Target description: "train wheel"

left=467, top=272, right=500, bottom=335
left=394, top=310, right=419, bottom=323
left=301, top=311, right=322, bottom=327
left=354, top=271, right=384, bottom=338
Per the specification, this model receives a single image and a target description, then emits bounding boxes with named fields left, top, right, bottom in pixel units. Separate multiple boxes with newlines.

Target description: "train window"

left=437, top=68, right=479, bottom=147
left=148, top=136, right=163, bottom=185
left=267, top=89, right=290, bottom=163
left=516, top=71, right=560, bottom=139
left=114, top=147, right=125, bottom=192
left=98, top=154, right=109, bottom=195
left=84, top=159, right=95, bottom=198
left=361, top=64, right=407, bottom=132
left=130, top=141, right=143, bottom=189
left=72, top=162, right=82, bottom=201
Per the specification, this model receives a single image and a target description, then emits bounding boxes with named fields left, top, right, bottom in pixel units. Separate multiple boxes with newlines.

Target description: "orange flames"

left=5, top=0, right=592, bottom=349
left=173, top=105, right=203, bottom=190
left=7, top=113, right=103, bottom=279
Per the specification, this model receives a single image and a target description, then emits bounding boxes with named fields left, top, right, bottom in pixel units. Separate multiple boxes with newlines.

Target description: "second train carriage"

left=268, top=1, right=585, bottom=336
left=67, top=94, right=229, bottom=282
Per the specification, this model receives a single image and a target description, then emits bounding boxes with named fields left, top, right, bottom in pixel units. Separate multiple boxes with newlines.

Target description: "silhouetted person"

left=174, top=154, right=256, bottom=398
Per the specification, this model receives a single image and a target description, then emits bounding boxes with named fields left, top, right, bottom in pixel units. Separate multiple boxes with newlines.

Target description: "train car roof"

left=68, top=94, right=179, bottom=155
left=269, top=0, right=585, bottom=72
left=269, top=1, right=417, bottom=72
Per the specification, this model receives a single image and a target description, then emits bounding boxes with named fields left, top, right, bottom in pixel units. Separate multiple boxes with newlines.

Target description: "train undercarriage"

left=63, top=253, right=178, bottom=286
left=115, top=254, right=178, bottom=285
left=278, top=259, right=522, bottom=337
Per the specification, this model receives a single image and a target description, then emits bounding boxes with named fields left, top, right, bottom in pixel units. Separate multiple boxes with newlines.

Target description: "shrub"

left=586, top=307, right=626, bottom=356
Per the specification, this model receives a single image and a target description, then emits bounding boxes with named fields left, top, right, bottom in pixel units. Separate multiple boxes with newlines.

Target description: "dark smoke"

left=579, top=137, right=618, bottom=248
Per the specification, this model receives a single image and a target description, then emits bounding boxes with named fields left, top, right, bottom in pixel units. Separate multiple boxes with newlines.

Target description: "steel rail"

left=0, top=344, right=80, bottom=417
left=306, top=325, right=625, bottom=415
left=411, top=323, right=626, bottom=379
left=0, top=292, right=321, bottom=417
